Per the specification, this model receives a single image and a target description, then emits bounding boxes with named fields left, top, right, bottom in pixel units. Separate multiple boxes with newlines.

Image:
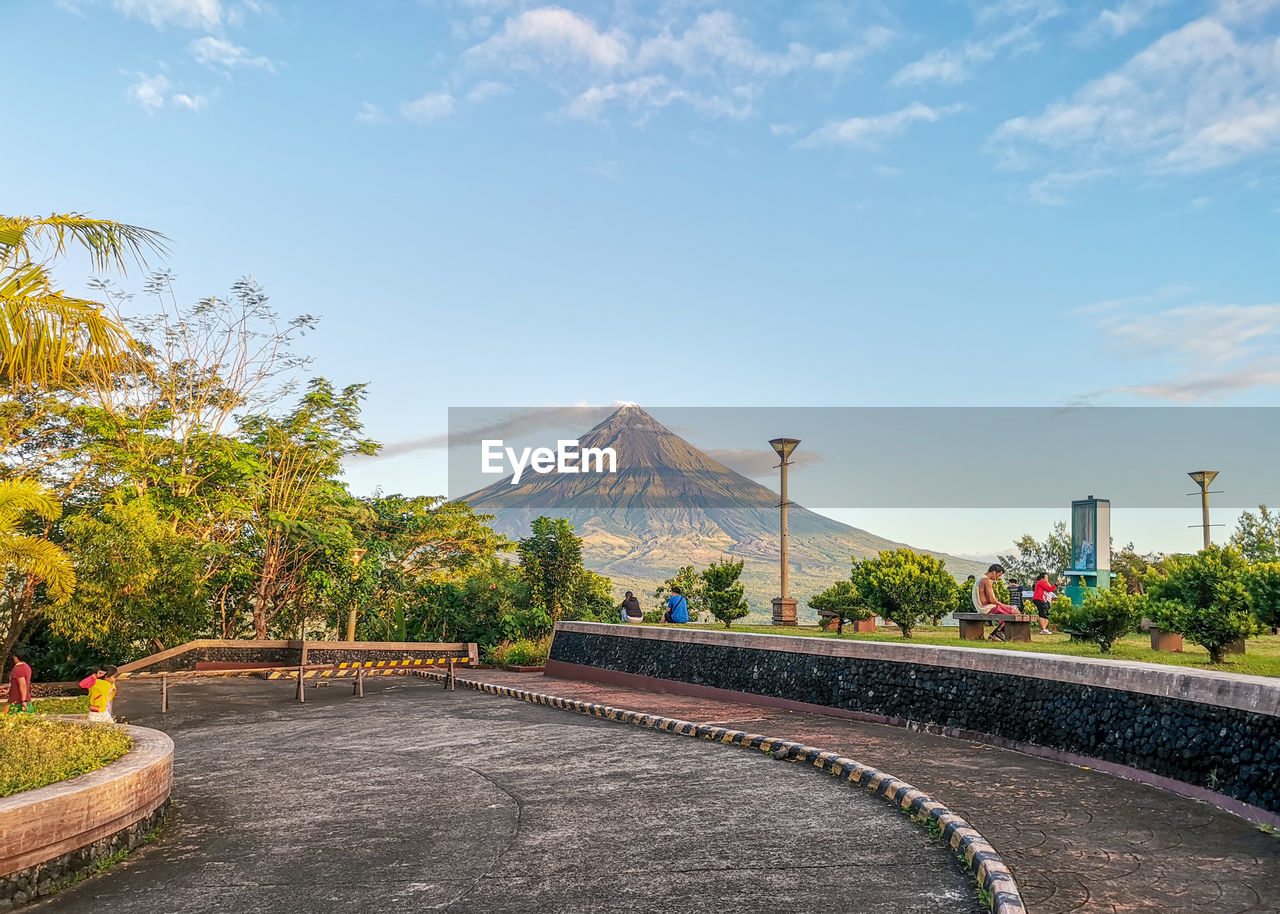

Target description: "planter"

left=1150, top=629, right=1183, bottom=652
left=851, top=618, right=877, bottom=634
left=503, top=665, right=546, bottom=673
left=1224, top=639, right=1247, bottom=655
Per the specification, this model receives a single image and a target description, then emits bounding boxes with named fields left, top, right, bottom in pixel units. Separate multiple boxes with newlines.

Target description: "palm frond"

left=0, top=533, right=76, bottom=603
left=0, top=213, right=169, bottom=274
left=0, top=478, right=64, bottom=530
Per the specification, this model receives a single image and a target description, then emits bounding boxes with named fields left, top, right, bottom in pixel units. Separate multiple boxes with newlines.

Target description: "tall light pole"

left=1187, top=471, right=1220, bottom=550
left=769, top=438, right=801, bottom=626
left=345, top=547, right=368, bottom=641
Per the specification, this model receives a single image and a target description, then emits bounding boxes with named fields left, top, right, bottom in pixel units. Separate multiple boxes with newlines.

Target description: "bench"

left=954, top=613, right=1038, bottom=642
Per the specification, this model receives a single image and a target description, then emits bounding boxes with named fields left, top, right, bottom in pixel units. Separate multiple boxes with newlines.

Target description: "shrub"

left=852, top=548, right=954, bottom=638
left=1245, top=562, right=1280, bottom=633
left=1050, top=590, right=1140, bottom=653
left=702, top=559, right=749, bottom=628
left=484, top=635, right=552, bottom=668
left=1145, top=545, right=1260, bottom=663
left=808, top=580, right=873, bottom=634
left=1, top=716, right=132, bottom=797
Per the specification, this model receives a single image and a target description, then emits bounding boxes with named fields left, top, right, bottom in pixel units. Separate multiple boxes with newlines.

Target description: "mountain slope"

left=463, top=405, right=986, bottom=614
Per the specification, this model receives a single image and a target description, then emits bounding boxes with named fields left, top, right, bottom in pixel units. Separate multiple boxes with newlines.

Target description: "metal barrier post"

left=296, top=664, right=305, bottom=703
left=162, top=674, right=169, bottom=713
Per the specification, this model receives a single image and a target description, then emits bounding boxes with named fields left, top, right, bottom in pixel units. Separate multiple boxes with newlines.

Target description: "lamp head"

left=769, top=437, right=801, bottom=461
left=1187, top=470, right=1219, bottom=489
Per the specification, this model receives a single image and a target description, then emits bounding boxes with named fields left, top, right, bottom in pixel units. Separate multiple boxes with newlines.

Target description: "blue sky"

left=5, top=0, right=1280, bottom=555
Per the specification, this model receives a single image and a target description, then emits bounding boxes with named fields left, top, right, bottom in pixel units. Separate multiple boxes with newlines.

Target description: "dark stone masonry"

left=549, top=629, right=1280, bottom=815
left=0, top=804, right=168, bottom=911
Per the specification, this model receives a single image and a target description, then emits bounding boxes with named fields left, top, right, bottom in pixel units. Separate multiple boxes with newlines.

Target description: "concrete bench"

left=954, top=613, right=1038, bottom=642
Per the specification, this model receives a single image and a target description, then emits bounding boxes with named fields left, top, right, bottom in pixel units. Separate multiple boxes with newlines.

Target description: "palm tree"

left=0, top=478, right=76, bottom=673
left=1, top=213, right=167, bottom=390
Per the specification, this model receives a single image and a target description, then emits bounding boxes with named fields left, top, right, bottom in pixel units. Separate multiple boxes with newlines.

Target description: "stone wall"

left=548, top=623, right=1280, bottom=818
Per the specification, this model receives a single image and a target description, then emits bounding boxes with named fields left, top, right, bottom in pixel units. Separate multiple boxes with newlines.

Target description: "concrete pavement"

left=31, top=676, right=983, bottom=914
left=465, top=669, right=1280, bottom=914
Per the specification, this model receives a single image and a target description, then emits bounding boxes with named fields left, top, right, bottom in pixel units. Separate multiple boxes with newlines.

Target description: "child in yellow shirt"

left=87, top=665, right=118, bottom=723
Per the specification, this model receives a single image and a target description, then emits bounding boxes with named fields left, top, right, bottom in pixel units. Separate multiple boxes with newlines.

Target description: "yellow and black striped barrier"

left=261, top=656, right=469, bottom=681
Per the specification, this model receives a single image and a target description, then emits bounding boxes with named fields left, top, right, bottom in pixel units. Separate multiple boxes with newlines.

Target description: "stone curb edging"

left=417, top=671, right=1025, bottom=914
left=0, top=724, right=173, bottom=883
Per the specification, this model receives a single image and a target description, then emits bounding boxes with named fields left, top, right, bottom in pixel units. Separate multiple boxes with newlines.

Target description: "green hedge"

left=0, top=716, right=132, bottom=797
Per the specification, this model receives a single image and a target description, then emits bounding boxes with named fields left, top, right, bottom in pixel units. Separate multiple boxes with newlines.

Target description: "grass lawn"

left=0, top=715, right=132, bottom=797
left=658, top=622, right=1280, bottom=679
left=32, top=695, right=91, bottom=714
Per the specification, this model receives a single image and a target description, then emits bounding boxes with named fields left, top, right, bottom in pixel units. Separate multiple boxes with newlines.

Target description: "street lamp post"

left=769, top=437, right=801, bottom=626
left=345, top=547, right=368, bottom=642
left=1187, top=471, right=1220, bottom=550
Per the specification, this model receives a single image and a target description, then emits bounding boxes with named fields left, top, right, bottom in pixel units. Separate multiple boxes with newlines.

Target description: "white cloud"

left=127, top=73, right=171, bottom=112
left=1028, top=168, right=1111, bottom=205
left=466, top=80, right=510, bottom=102
left=170, top=91, right=208, bottom=110
left=466, top=7, right=629, bottom=71
left=356, top=102, right=387, bottom=124
left=769, top=123, right=796, bottom=136
left=1093, top=299, right=1280, bottom=399
left=795, top=103, right=961, bottom=149
left=564, top=75, right=753, bottom=122
left=892, top=2, right=1061, bottom=86
left=401, top=92, right=456, bottom=123
left=189, top=36, right=274, bottom=71
left=112, top=0, right=221, bottom=28
left=1092, top=0, right=1172, bottom=37
left=992, top=11, right=1280, bottom=174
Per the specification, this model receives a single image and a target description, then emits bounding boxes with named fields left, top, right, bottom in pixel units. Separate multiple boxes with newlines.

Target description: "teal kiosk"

left=1064, top=496, right=1110, bottom=604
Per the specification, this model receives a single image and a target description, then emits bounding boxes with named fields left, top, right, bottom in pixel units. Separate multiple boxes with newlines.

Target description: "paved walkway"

left=35, top=677, right=981, bottom=914
left=462, top=669, right=1280, bottom=914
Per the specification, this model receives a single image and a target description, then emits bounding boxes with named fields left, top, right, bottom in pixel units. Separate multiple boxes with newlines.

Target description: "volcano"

left=463, top=405, right=985, bottom=616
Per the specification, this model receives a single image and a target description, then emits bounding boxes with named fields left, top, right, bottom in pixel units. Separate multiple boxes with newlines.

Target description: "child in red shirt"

left=1031, top=573, right=1057, bottom=634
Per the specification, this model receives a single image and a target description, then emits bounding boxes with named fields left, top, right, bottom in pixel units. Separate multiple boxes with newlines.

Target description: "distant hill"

left=462, top=405, right=987, bottom=618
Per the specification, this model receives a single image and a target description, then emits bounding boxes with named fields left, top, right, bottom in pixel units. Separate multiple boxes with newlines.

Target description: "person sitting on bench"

left=973, top=563, right=1017, bottom=641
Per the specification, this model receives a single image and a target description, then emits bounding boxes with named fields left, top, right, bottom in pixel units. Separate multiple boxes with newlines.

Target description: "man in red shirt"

left=1031, top=572, right=1058, bottom=634
left=7, top=652, right=34, bottom=714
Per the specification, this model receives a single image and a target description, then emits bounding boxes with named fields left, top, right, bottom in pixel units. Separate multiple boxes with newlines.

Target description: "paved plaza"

left=33, top=677, right=982, bottom=914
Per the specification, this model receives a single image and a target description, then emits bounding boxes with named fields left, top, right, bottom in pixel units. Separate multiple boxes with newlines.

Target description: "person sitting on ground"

left=665, top=586, right=690, bottom=624
left=87, top=665, right=119, bottom=724
left=1031, top=572, right=1057, bottom=634
left=620, top=591, right=643, bottom=623
left=6, top=651, right=33, bottom=714
left=974, top=564, right=1017, bottom=641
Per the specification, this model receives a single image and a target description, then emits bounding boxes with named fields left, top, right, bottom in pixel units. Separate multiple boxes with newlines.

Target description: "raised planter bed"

left=1, top=725, right=173, bottom=907
left=1150, top=629, right=1184, bottom=652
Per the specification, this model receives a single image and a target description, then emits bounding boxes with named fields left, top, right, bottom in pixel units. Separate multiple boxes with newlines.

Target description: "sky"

left=5, top=0, right=1280, bottom=557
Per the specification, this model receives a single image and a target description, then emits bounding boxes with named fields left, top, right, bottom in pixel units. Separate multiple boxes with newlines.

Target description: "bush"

left=852, top=548, right=954, bottom=638
left=1245, top=562, right=1280, bottom=633
left=703, top=559, right=749, bottom=628
left=1050, top=590, right=1140, bottom=653
left=1, top=716, right=132, bottom=797
left=1145, top=545, right=1260, bottom=663
left=809, top=580, right=873, bottom=634
left=484, top=635, right=552, bottom=668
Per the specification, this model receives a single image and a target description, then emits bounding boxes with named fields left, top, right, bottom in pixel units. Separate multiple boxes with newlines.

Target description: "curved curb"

left=420, top=671, right=1025, bottom=914
left=0, top=724, right=174, bottom=879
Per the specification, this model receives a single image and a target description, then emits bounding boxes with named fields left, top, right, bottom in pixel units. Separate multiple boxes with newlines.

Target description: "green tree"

left=1111, top=544, right=1167, bottom=594
left=517, top=517, right=585, bottom=620
left=1244, top=562, right=1280, bottom=634
left=1051, top=589, right=1138, bottom=653
left=1230, top=505, right=1280, bottom=563
left=239, top=378, right=379, bottom=639
left=50, top=499, right=208, bottom=658
left=852, top=548, right=953, bottom=638
left=808, top=579, right=872, bottom=634
left=1145, top=545, right=1260, bottom=663
left=655, top=565, right=705, bottom=621
left=702, top=558, right=749, bottom=628
left=0, top=479, right=76, bottom=672
left=1, top=213, right=165, bottom=391
left=566, top=568, right=616, bottom=622
left=998, top=522, right=1071, bottom=586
